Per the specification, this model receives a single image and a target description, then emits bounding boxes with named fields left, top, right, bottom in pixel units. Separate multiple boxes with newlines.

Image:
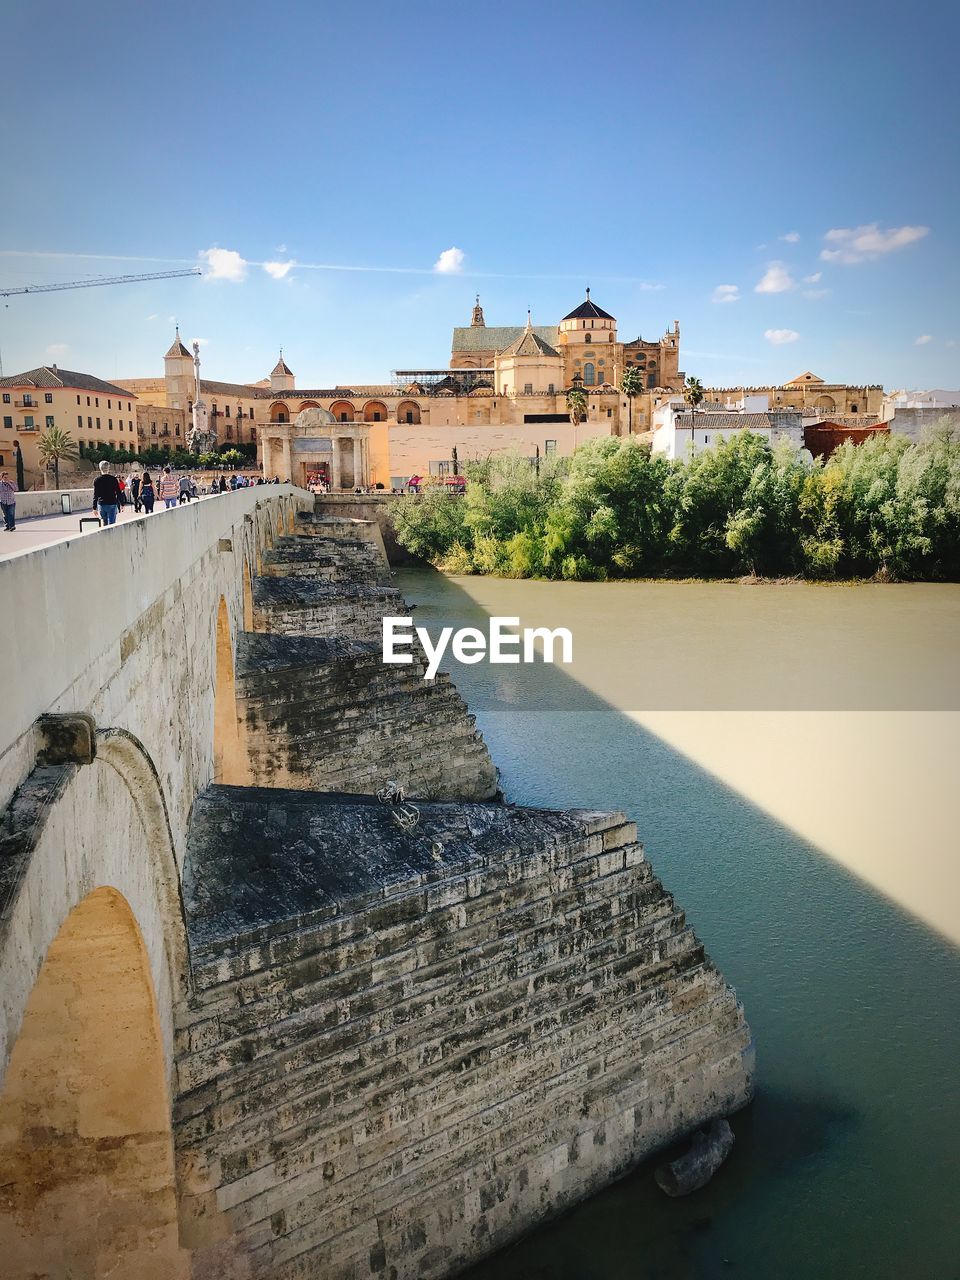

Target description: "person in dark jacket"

left=140, top=472, right=155, bottom=513
left=93, top=461, right=123, bottom=526
left=130, top=473, right=142, bottom=512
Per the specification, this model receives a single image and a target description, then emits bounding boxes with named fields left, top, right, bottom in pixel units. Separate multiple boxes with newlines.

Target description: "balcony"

left=14, top=399, right=38, bottom=410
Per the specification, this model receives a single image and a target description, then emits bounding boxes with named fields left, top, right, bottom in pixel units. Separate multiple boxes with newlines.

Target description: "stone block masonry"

left=235, top=633, right=498, bottom=801
left=252, top=577, right=404, bottom=642
left=0, top=491, right=753, bottom=1280
left=177, top=788, right=754, bottom=1280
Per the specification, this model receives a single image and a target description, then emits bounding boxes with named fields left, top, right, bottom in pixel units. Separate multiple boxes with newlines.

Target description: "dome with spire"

left=561, top=288, right=615, bottom=323
left=499, top=312, right=560, bottom=359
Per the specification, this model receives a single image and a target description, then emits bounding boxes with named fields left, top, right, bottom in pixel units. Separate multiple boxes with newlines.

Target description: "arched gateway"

left=260, top=406, right=372, bottom=489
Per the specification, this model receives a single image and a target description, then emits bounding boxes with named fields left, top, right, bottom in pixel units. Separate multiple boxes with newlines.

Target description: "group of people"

left=91, top=464, right=283, bottom=524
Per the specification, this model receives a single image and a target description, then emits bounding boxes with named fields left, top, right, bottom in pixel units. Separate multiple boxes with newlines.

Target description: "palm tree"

left=38, top=425, right=80, bottom=489
left=566, top=385, right=588, bottom=443
left=620, top=366, right=645, bottom=436
left=684, top=375, right=705, bottom=459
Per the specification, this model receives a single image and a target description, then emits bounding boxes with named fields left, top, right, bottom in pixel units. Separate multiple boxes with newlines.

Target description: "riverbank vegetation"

left=391, top=428, right=960, bottom=581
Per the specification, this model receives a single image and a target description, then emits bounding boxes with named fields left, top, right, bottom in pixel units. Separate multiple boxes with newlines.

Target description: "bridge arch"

left=0, top=886, right=188, bottom=1277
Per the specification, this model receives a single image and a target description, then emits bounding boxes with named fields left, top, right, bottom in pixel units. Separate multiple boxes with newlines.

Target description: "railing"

left=14, top=399, right=37, bottom=409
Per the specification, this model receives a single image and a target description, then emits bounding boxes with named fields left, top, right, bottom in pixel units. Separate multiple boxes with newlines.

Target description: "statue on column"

left=187, top=340, right=217, bottom=454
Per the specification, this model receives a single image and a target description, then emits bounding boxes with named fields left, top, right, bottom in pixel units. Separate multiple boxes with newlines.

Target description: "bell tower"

left=270, top=350, right=295, bottom=393
left=163, top=327, right=194, bottom=409
left=470, top=295, right=485, bottom=327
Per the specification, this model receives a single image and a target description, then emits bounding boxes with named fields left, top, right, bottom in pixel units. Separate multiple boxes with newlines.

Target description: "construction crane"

left=0, top=268, right=202, bottom=298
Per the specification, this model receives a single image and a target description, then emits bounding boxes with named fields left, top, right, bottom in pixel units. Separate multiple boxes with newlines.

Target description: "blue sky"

left=1, top=0, right=957, bottom=391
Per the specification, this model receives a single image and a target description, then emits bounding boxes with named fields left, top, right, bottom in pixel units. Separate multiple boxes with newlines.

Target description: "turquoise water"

left=397, top=568, right=960, bottom=1280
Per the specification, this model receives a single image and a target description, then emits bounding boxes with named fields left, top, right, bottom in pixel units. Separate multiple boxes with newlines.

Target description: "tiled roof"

left=272, top=353, right=294, bottom=376
left=561, top=294, right=615, bottom=322
left=0, top=366, right=138, bottom=397
left=785, top=371, right=824, bottom=385
left=200, top=378, right=263, bottom=398
left=452, top=325, right=558, bottom=352
left=165, top=333, right=191, bottom=358
left=500, top=328, right=560, bottom=359
left=676, top=412, right=797, bottom=429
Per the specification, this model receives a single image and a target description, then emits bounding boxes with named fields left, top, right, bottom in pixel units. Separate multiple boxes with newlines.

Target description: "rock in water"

left=654, top=1118, right=735, bottom=1196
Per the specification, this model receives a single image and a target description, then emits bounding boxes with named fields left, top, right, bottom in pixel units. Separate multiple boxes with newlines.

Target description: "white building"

left=651, top=399, right=807, bottom=460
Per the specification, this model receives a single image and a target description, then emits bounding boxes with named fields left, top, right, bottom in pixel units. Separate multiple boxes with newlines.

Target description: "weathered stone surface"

left=235, top=634, right=498, bottom=801
left=177, top=786, right=754, bottom=1280
left=261, top=536, right=391, bottom=586
left=252, top=578, right=403, bottom=641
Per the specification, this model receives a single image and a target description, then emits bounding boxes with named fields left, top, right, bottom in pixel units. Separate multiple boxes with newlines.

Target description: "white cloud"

left=45, top=342, right=69, bottom=358
left=820, top=223, right=929, bottom=264
left=780, top=231, right=801, bottom=243
left=764, top=328, right=800, bottom=345
left=803, top=272, right=822, bottom=284
left=914, top=334, right=933, bottom=345
left=433, top=246, right=465, bottom=274
left=711, top=284, right=740, bottom=304
left=146, top=312, right=158, bottom=321
left=263, top=259, right=295, bottom=280
left=755, top=262, right=795, bottom=294
left=200, top=246, right=248, bottom=281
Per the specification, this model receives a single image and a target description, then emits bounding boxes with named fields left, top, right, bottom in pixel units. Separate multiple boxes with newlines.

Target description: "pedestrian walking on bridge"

left=93, top=461, right=122, bottom=526
left=0, top=472, right=17, bottom=532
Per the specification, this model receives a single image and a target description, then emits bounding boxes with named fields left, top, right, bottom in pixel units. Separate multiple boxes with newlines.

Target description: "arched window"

left=583, top=362, right=596, bottom=386
left=584, top=333, right=592, bottom=344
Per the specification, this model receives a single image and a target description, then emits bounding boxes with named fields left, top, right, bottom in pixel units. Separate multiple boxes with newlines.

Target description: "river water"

left=396, top=569, right=960, bottom=1280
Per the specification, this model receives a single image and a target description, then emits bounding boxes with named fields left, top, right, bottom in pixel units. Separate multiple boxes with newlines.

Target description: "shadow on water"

left=396, top=567, right=960, bottom=1280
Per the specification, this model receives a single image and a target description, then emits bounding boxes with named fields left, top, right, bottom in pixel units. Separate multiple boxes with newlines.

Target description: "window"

left=598, top=359, right=605, bottom=366
left=23, top=395, right=34, bottom=406
left=3, top=417, right=11, bottom=429
left=24, top=416, right=35, bottom=429
left=851, top=403, right=859, bottom=413
left=76, top=395, right=80, bottom=405
left=373, top=412, right=382, bottom=421
left=95, top=398, right=99, bottom=408
left=108, top=419, right=113, bottom=429
left=583, top=362, right=595, bottom=385
left=607, top=409, right=612, bottom=418
left=87, top=416, right=92, bottom=428
left=107, top=400, right=112, bottom=409
left=225, top=405, right=230, bottom=417
left=96, top=417, right=101, bottom=428
left=545, top=440, right=557, bottom=455
left=151, top=425, right=157, bottom=435
left=547, top=383, right=555, bottom=394
left=86, top=397, right=90, bottom=406
left=647, top=374, right=656, bottom=388
left=44, top=392, right=53, bottom=403
left=524, top=382, right=533, bottom=395
left=405, top=411, right=414, bottom=424
left=175, top=426, right=180, bottom=436
left=1, top=394, right=9, bottom=404
left=584, top=333, right=592, bottom=344
left=46, top=415, right=55, bottom=428
left=77, top=414, right=83, bottom=428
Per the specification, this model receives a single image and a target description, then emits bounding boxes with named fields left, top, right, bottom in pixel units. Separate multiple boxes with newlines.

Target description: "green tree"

left=619, top=366, right=645, bottom=437
left=37, top=425, right=80, bottom=489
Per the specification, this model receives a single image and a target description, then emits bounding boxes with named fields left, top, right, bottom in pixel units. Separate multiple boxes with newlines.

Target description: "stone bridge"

left=0, top=487, right=754, bottom=1279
